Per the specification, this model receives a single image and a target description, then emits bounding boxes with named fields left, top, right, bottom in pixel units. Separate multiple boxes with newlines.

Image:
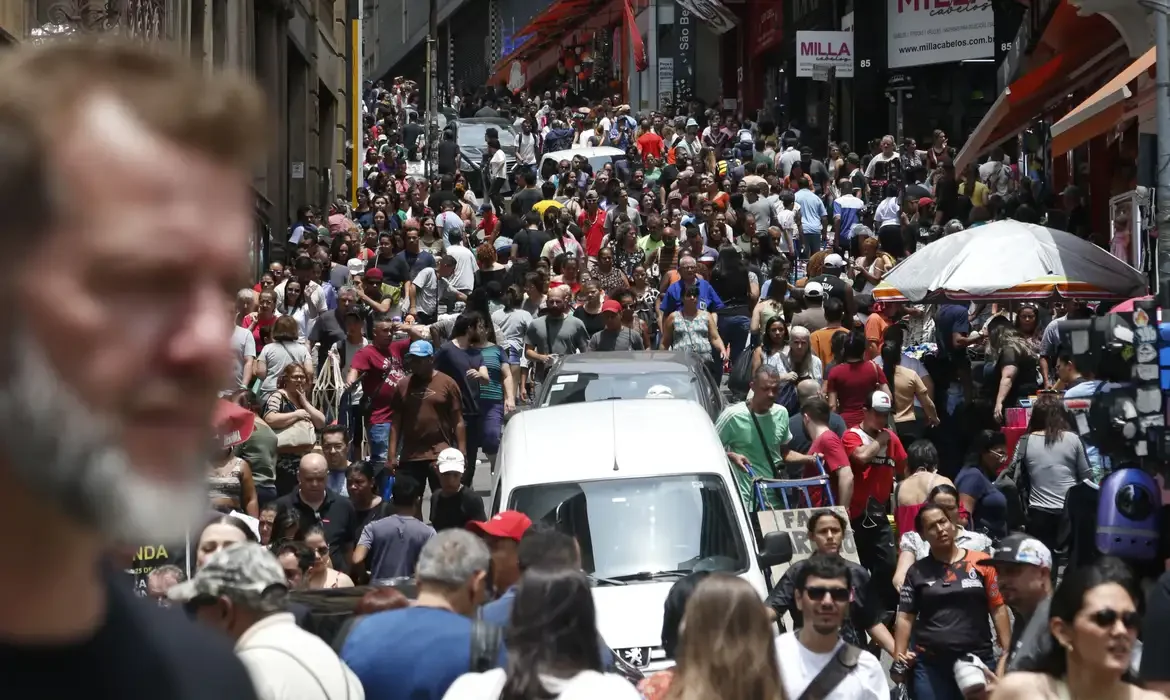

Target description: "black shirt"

left=511, top=187, right=543, bottom=217
left=437, top=141, right=459, bottom=174
left=1142, top=571, right=1170, bottom=684
left=900, top=549, right=1000, bottom=658
left=274, top=490, right=360, bottom=573
left=402, top=123, right=425, bottom=160
left=0, top=570, right=257, bottom=700
left=428, top=189, right=459, bottom=213
left=766, top=557, right=883, bottom=647
left=574, top=307, right=606, bottom=337
left=385, top=249, right=436, bottom=286
left=430, top=487, right=487, bottom=532
left=355, top=499, right=394, bottom=531
left=513, top=227, right=552, bottom=263
left=310, top=311, right=346, bottom=371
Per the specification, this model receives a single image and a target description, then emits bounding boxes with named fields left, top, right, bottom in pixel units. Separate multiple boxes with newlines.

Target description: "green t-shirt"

left=236, top=419, right=277, bottom=488
left=715, top=402, right=792, bottom=510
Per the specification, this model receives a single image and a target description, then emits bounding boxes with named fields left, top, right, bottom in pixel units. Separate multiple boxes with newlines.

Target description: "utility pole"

left=1141, top=0, right=1170, bottom=306
left=346, top=0, right=364, bottom=208
left=424, top=0, right=439, bottom=179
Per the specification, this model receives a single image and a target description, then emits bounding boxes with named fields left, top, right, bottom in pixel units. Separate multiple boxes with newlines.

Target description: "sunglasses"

left=803, top=586, right=851, bottom=602
left=1088, top=608, right=1140, bottom=631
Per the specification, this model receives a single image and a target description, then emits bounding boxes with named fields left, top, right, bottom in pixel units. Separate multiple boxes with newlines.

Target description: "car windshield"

left=457, top=124, right=516, bottom=147
left=509, top=474, right=749, bottom=580
left=588, top=155, right=631, bottom=180
left=541, top=370, right=698, bottom=406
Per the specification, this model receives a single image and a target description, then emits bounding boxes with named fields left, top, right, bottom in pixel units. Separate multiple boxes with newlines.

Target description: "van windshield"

left=508, top=474, right=749, bottom=581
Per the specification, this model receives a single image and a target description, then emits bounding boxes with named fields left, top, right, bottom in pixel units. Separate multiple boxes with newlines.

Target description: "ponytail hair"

left=880, top=340, right=901, bottom=414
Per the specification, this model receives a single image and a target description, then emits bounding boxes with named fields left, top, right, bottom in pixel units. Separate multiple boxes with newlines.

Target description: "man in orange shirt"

left=811, top=297, right=850, bottom=366
left=864, top=301, right=902, bottom=360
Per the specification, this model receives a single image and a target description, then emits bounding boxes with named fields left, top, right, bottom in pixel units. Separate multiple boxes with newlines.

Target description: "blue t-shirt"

left=342, top=606, right=505, bottom=700
left=935, top=303, right=970, bottom=356
left=954, top=465, right=1008, bottom=541
left=481, top=587, right=616, bottom=669
left=659, top=278, right=725, bottom=316
left=794, top=189, right=827, bottom=234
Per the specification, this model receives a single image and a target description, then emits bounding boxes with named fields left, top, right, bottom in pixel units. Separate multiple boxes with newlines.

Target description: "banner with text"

left=888, top=0, right=994, bottom=69
left=757, top=506, right=861, bottom=584
left=796, top=31, right=854, bottom=79
left=673, top=7, right=696, bottom=104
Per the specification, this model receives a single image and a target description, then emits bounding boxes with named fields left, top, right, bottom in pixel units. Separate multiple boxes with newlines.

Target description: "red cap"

left=365, top=267, right=384, bottom=281
left=213, top=399, right=255, bottom=449
left=466, top=511, right=532, bottom=541
left=601, top=299, right=623, bottom=314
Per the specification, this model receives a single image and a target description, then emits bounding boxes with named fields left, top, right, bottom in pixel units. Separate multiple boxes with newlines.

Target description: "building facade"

left=24, top=0, right=348, bottom=261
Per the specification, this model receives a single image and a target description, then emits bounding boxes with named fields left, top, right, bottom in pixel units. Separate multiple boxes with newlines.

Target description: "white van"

left=491, top=399, right=792, bottom=672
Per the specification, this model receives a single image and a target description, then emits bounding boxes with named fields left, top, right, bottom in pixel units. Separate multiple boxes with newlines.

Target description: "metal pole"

left=896, top=90, right=904, bottom=142
left=425, top=0, right=438, bottom=180
left=1145, top=1, right=1170, bottom=304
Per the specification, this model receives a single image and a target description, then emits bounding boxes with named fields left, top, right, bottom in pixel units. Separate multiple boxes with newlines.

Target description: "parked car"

left=447, top=117, right=518, bottom=197
left=532, top=351, right=725, bottom=423
left=537, top=146, right=631, bottom=187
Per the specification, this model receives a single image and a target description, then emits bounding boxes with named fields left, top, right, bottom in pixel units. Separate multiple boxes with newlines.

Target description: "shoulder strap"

left=797, top=643, right=862, bottom=700
left=245, top=643, right=350, bottom=700
left=469, top=618, right=503, bottom=673
left=748, top=410, right=779, bottom=474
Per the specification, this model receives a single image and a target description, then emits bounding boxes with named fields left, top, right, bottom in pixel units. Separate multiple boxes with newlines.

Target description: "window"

left=509, top=474, right=748, bottom=580
left=542, top=370, right=699, bottom=407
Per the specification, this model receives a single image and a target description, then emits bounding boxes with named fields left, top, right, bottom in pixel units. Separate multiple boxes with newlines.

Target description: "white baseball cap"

left=823, top=253, right=846, bottom=269
left=867, top=391, right=892, bottom=413
left=347, top=258, right=365, bottom=276
left=437, top=447, right=465, bottom=474
left=804, top=281, right=824, bottom=299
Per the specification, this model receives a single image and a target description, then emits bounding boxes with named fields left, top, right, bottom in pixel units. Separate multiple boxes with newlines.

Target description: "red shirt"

left=579, top=209, right=608, bottom=257
left=805, top=429, right=851, bottom=508
left=242, top=314, right=278, bottom=352
left=825, top=360, right=884, bottom=428
left=842, top=427, right=907, bottom=519
left=637, top=132, right=664, bottom=163
left=350, top=339, right=410, bottom=424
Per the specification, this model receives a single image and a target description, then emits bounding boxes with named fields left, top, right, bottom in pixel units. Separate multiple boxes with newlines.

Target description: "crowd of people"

left=3, top=33, right=1169, bottom=700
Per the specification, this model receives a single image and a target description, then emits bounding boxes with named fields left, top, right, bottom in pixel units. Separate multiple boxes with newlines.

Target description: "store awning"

left=1050, top=46, right=1156, bottom=155
left=491, top=0, right=602, bottom=74
left=954, top=37, right=1126, bottom=172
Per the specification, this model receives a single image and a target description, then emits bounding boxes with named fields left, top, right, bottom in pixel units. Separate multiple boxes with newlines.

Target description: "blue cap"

left=407, top=339, right=434, bottom=357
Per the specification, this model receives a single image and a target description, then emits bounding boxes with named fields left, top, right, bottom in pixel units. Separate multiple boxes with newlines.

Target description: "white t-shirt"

left=411, top=266, right=444, bottom=316
left=237, top=613, right=363, bottom=700
left=442, top=668, right=640, bottom=700
left=489, top=149, right=507, bottom=180
left=899, top=528, right=993, bottom=559
left=775, top=633, right=888, bottom=700
left=445, top=243, right=477, bottom=292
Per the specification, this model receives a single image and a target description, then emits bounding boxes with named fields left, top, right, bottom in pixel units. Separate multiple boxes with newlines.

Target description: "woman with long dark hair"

left=880, top=338, right=939, bottom=445
left=955, top=430, right=1010, bottom=541
left=710, top=247, right=756, bottom=369
left=992, top=558, right=1157, bottom=700
left=443, top=568, right=641, bottom=699
left=825, top=329, right=889, bottom=428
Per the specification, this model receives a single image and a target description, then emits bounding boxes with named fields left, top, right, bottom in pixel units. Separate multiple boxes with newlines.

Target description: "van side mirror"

left=758, top=531, right=794, bottom=569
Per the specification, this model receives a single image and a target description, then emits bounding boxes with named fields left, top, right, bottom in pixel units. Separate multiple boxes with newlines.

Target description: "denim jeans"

left=802, top=232, right=823, bottom=258
left=911, top=651, right=996, bottom=700
left=368, top=421, right=391, bottom=468
left=717, top=314, right=751, bottom=370
left=479, top=399, right=505, bottom=456
left=462, top=413, right=484, bottom=488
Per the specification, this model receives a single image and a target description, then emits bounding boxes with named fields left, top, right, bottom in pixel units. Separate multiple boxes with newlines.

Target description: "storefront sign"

left=657, top=57, right=674, bottom=106
left=796, top=30, right=854, bottom=79
left=675, top=0, right=738, bottom=35
left=887, top=0, right=994, bottom=70
left=752, top=4, right=782, bottom=56
left=674, top=6, right=696, bottom=103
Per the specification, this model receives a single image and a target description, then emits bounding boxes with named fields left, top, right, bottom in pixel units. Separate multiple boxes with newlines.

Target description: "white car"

left=492, top=399, right=792, bottom=672
left=537, top=146, right=631, bottom=187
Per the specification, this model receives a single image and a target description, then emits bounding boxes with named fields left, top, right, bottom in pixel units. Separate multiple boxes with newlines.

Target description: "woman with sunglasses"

left=895, top=503, right=1010, bottom=700
left=302, top=525, right=353, bottom=589
left=992, top=558, right=1157, bottom=700
left=956, top=430, right=1010, bottom=542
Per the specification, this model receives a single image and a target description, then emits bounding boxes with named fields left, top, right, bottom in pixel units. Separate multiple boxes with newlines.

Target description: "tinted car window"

left=456, top=123, right=517, bottom=147
left=541, top=370, right=699, bottom=406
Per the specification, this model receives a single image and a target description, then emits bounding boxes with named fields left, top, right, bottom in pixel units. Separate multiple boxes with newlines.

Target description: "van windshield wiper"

left=588, top=574, right=628, bottom=587
left=607, top=569, right=692, bottom=583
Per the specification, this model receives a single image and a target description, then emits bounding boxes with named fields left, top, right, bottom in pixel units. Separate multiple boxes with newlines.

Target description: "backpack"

left=995, top=436, right=1030, bottom=532
left=1096, top=468, right=1162, bottom=560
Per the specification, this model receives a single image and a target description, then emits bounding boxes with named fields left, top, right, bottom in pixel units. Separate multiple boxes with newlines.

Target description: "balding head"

left=298, top=453, right=328, bottom=501
left=796, top=379, right=823, bottom=406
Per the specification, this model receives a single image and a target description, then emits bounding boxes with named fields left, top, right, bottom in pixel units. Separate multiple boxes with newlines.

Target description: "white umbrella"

left=872, top=220, right=1147, bottom=303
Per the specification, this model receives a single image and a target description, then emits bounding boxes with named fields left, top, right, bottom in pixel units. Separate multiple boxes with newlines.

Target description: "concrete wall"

left=0, top=2, right=25, bottom=42
left=370, top=0, right=468, bottom=81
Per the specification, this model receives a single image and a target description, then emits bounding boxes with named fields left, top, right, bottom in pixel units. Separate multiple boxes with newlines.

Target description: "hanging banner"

left=673, top=6, right=696, bottom=103
left=657, top=57, right=674, bottom=107
left=796, top=30, right=854, bottom=79
left=887, top=0, right=995, bottom=70
left=675, top=0, right=738, bottom=35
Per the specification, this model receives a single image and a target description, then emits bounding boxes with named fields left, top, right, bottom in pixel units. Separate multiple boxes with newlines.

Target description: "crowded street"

left=7, top=1, right=1170, bottom=700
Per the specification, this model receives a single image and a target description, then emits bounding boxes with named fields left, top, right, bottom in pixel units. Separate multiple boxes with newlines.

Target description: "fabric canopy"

left=872, top=220, right=1147, bottom=303
left=1050, top=47, right=1155, bottom=155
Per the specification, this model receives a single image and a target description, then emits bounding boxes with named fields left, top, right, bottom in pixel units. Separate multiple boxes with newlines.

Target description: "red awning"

left=954, top=4, right=1126, bottom=172
left=492, top=0, right=603, bottom=74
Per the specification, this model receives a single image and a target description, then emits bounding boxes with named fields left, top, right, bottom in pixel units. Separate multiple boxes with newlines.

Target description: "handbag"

left=276, top=418, right=316, bottom=449
left=995, top=434, right=1030, bottom=532
left=727, top=346, right=755, bottom=399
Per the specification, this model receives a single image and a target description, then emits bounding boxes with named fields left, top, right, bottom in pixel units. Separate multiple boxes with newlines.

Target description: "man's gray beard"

left=0, top=332, right=209, bottom=544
